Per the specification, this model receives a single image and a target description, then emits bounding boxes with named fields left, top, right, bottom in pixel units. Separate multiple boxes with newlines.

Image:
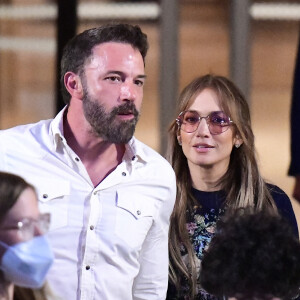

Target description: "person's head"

left=62, top=23, right=148, bottom=144
left=199, top=208, right=300, bottom=300
left=0, top=172, right=49, bottom=250
left=61, top=23, right=148, bottom=104
left=168, top=74, right=254, bottom=187
left=0, top=172, right=52, bottom=289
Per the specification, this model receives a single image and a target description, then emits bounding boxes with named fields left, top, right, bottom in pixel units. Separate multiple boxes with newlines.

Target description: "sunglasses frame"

left=176, top=110, right=234, bottom=135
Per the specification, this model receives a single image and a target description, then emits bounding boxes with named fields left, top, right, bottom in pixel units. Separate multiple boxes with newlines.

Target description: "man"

left=0, top=24, right=176, bottom=300
left=199, top=208, right=300, bottom=300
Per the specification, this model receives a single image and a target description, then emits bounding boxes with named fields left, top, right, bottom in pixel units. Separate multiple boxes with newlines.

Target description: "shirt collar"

left=50, top=106, right=68, bottom=151
left=50, top=107, right=149, bottom=164
left=125, top=137, right=148, bottom=164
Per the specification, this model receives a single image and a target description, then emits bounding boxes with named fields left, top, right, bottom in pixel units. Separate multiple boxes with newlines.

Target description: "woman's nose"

left=196, top=118, right=210, bottom=136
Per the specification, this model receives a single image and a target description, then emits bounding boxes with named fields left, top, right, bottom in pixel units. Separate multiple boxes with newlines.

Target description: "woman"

left=166, top=74, right=299, bottom=299
left=0, top=171, right=55, bottom=300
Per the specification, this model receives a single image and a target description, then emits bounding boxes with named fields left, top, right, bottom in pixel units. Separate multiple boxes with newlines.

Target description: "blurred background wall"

left=0, top=0, right=299, bottom=230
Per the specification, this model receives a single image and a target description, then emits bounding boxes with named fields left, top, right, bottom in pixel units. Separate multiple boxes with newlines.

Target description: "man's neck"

left=63, top=106, right=125, bottom=186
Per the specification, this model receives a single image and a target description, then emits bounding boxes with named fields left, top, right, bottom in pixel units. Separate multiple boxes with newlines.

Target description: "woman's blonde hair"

left=167, top=74, right=277, bottom=298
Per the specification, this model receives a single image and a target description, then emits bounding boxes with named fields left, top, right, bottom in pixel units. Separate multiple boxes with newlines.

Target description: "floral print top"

left=167, top=185, right=299, bottom=300
left=178, top=189, right=226, bottom=300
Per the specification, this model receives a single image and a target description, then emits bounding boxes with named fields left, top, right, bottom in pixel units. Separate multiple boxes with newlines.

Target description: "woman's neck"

left=188, top=163, right=227, bottom=191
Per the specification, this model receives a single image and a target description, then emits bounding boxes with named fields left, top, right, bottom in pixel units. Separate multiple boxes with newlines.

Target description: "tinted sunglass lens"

left=209, top=112, right=230, bottom=134
left=183, top=111, right=199, bottom=132
left=210, top=112, right=230, bottom=124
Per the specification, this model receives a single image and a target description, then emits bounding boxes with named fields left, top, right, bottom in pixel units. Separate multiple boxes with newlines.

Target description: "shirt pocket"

left=36, top=180, right=70, bottom=231
left=115, top=190, right=157, bottom=248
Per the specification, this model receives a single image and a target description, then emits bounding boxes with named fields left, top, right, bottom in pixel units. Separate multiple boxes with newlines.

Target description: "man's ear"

left=64, top=72, right=83, bottom=99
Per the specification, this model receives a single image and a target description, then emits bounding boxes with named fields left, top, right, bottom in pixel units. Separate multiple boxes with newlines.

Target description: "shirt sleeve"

left=132, top=171, right=176, bottom=300
left=269, top=184, right=299, bottom=238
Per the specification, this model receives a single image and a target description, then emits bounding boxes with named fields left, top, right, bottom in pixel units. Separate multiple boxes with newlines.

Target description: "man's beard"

left=82, top=90, right=140, bottom=144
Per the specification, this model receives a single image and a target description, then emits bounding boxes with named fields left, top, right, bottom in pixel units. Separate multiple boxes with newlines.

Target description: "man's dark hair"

left=199, top=208, right=300, bottom=300
left=60, top=23, right=149, bottom=104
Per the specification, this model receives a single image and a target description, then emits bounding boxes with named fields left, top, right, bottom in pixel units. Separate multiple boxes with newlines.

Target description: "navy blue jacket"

left=289, top=30, right=300, bottom=176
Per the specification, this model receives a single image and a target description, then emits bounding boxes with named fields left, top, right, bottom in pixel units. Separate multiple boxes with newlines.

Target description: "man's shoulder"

left=133, top=138, right=173, bottom=170
left=0, top=119, right=54, bottom=156
left=0, top=119, right=52, bottom=139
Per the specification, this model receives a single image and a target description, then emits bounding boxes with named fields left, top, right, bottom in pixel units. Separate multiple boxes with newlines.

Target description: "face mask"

left=0, top=235, right=54, bottom=288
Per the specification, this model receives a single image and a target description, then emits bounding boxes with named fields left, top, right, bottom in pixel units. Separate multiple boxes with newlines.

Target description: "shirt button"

left=90, top=225, right=94, bottom=230
left=93, top=191, right=97, bottom=195
left=122, top=172, right=126, bottom=176
left=75, top=157, right=80, bottom=162
left=86, top=265, right=90, bottom=270
left=43, top=194, right=48, bottom=199
left=137, top=210, right=141, bottom=215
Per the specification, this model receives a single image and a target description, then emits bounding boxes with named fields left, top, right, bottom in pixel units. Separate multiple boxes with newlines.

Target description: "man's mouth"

left=118, top=111, right=133, bottom=115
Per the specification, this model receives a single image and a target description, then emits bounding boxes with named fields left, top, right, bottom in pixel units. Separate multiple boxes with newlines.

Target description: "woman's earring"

left=177, top=137, right=182, bottom=146
left=235, top=143, right=240, bottom=148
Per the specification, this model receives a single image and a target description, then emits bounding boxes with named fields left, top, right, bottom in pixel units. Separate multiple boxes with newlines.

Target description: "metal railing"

left=0, top=2, right=160, bottom=20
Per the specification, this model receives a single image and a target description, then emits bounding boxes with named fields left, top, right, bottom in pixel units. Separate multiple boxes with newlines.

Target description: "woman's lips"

left=193, top=143, right=214, bottom=152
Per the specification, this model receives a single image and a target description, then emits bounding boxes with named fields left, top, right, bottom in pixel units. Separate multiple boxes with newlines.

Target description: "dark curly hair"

left=199, top=207, right=300, bottom=300
left=60, top=23, right=148, bottom=104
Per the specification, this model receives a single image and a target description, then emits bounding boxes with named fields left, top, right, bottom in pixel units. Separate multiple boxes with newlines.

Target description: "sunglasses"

left=176, top=110, right=234, bottom=135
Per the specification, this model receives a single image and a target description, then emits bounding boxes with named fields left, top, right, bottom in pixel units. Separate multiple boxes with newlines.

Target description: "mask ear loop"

left=0, top=240, right=9, bottom=249
left=0, top=240, right=9, bottom=271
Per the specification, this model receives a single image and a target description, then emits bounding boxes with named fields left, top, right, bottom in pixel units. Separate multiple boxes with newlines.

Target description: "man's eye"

left=105, top=76, right=121, bottom=82
left=135, top=80, right=144, bottom=87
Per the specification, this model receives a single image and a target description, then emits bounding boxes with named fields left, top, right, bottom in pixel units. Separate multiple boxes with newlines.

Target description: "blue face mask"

left=0, top=235, right=54, bottom=288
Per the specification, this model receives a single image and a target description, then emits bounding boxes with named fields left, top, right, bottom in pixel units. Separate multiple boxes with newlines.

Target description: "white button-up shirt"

left=0, top=108, right=176, bottom=300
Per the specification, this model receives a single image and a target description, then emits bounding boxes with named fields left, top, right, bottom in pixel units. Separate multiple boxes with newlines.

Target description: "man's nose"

left=120, top=82, right=136, bottom=102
